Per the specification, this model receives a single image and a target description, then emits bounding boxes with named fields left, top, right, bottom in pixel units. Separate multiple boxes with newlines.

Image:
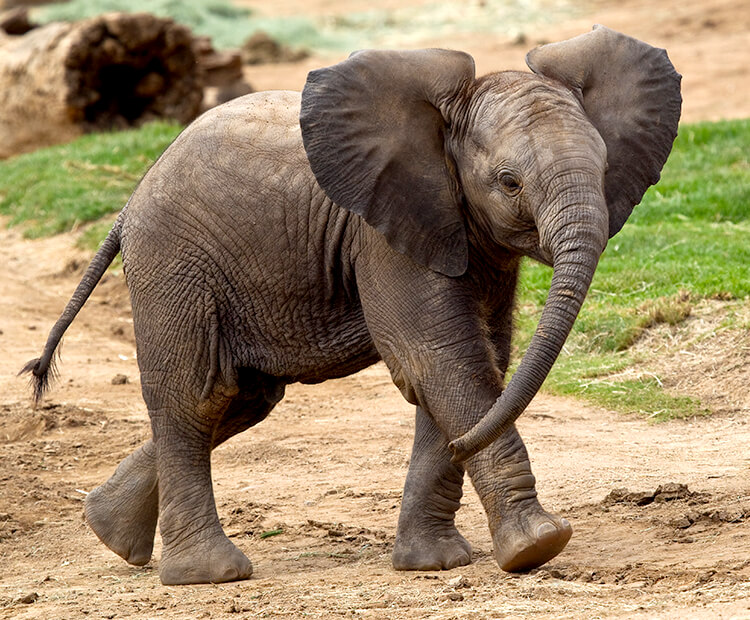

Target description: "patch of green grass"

left=554, top=374, right=709, bottom=422
left=35, top=0, right=587, bottom=52
left=35, top=0, right=342, bottom=51
left=0, top=122, right=182, bottom=237
left=515, top=118, right=750, bottom=419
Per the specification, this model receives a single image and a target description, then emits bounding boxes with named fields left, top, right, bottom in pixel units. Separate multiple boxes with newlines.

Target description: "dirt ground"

left=1, top=0, right=749, bottom=618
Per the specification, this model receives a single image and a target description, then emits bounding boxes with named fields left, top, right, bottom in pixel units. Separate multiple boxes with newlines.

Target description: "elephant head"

left=300, top=26, right=681, bottom=462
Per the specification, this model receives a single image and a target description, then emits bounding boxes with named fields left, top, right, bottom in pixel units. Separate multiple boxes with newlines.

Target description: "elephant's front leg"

left=466, top=424, right=572, bottom=572
left=392, top=406, right=471, bottom=570
left=355, top=241, right=569, bottom=572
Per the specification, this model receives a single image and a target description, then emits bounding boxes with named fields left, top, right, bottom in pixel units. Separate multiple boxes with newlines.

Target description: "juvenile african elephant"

left=23, top=26, right=681, bottom=585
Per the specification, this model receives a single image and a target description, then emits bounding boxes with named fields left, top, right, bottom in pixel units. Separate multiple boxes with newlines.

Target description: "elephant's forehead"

left=472, top=74, right=582, bottom=131
left=468, top=74, right=605, bottom=165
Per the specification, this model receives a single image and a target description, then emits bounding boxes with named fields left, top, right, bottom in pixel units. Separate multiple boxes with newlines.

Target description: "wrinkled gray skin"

left=23, top=27, right=680, bottom=585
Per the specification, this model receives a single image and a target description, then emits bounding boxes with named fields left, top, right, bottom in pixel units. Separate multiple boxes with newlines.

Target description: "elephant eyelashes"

left=497, top=172, right=523, bottom=196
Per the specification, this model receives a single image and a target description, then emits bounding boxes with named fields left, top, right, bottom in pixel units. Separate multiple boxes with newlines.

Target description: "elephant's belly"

left=234, top=301, right=381, bottom=384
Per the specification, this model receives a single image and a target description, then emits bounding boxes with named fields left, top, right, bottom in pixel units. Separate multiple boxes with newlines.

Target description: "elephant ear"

left=526, top=25, right=682, bottom=238
left=300, top=49, right=475, bottom=276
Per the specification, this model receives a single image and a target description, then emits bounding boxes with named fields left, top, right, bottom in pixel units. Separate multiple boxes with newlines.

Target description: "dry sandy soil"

left=1, top=0, right=749, bottom=618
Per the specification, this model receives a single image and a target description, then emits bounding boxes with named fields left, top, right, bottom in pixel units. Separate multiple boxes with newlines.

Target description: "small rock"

left=111, top=374, right=129, bottom=385
left=712, top=509, right=744, bottom=523
left=630, top=491, right=658, bottom=506
left=445, top=591, right=464, bottom=601
left=544, top=567, right=578, bottom=581
left=18, top=592, right=38, bottom=604
left=672, top=515, right=692, bottom=529
left=654, top=483, right=691, bottom=502
left=226, top=600, right=241, bottom=613
left=0, top=7, right=36, bottom=36
left=241, top=31, right=309, bottom=65
left=603, top=488, right=655, bottom=506
left=695, top=570, right=716, bottom=584
left=447, top=574, right=471, bottom=589
left=685, top=510, right=701, bottom=523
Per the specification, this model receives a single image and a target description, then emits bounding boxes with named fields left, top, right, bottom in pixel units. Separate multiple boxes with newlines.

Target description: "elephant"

left=22, top=26, right=681, bottom=585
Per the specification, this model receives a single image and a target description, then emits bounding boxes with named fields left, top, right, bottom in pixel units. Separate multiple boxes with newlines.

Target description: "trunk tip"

left=448, top=437, right=476, bottom=464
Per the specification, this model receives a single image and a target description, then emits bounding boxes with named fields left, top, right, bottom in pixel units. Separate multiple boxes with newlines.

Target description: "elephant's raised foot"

left=392, top=528, right=472, bottom=571
left=83, top=445, right=159, bottom=566
left=159, top=537, right=253, bottom=585
left=85, top=485, right=157, bottom=566
left=492, top=512, right=572, bottom=572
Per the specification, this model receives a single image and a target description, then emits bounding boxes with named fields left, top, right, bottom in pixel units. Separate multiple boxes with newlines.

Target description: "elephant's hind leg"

left=84, top=442, right=158, bottom=566
left=392, top=406, right=472, bottom=571
left=152, top=367, right=285, bottom=585
left=147, top=376, right=250, bottom=585
left=84, top=369, right=282, bottom=577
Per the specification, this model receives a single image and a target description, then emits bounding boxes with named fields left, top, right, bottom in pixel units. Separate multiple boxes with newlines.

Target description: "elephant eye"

left=497, top=172, right=523, bottom=196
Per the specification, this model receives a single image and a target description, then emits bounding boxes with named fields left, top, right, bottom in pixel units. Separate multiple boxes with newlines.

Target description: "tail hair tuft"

left=19, top=350, right=60, bottom=407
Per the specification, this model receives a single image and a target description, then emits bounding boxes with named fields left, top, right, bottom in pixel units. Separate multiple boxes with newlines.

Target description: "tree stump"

left=0, top=12, right=203, bottom=159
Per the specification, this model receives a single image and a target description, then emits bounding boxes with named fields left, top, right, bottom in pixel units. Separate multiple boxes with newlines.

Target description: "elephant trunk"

left=449, top=201, right=607, bottom=463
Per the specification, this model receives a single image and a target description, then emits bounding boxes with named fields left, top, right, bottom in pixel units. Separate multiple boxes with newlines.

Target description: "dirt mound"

left=0, top=401, right=107, bottom=443
left=632, top=299, right=750, bottom=415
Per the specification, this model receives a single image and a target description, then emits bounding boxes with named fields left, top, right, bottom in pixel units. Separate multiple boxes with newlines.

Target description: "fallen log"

left=193, top=35, right=253, bottom=111
left=0, top=7, right=36, bottom=35
left=0, top=12, right=203, bottom=158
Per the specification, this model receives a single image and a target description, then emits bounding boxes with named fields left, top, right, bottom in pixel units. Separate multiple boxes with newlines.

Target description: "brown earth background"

left=1, top=0, right=749, bottom=618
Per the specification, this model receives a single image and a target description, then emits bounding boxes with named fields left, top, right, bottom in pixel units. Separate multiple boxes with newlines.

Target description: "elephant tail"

left=19, top=214, right=124, bottom=405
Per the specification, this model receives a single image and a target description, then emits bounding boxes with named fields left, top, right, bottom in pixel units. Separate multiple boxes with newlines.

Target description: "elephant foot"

left=392, top=524, right=472, bottom=571
left=159, top=536, right=253, bottom=585
left=84, top=445, right=159, bottom=566
left=492, top=509, right=571, bottom=572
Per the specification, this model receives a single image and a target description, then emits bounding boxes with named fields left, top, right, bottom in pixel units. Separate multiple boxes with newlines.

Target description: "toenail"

left=536, top=522, right=557, bottom=539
